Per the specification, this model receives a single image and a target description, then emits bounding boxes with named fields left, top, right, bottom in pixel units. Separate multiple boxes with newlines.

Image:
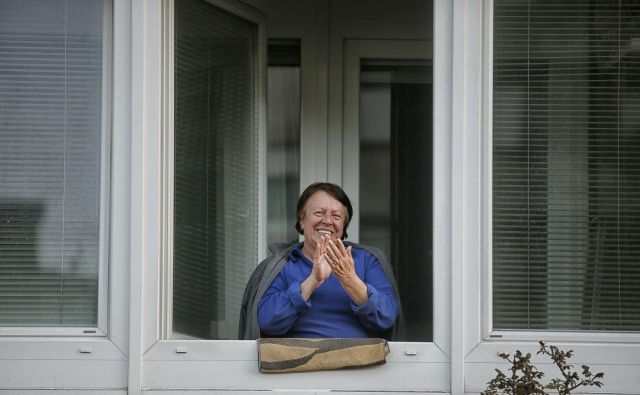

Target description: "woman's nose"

left=321, top=212, right=332, bottom=224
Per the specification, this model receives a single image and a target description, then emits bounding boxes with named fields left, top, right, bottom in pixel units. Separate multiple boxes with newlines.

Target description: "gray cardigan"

left=237, top=241, right=404, bottom=340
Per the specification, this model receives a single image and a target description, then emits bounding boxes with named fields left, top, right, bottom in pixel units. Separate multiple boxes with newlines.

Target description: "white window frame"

left=481, top=0, right=640, bottom=345
left=134, top=0, right=273, bottom=391
left=160, top=0, right=269, bottom=341
left=134, top=0, right=456, bottom=393
left=0, top=0, right=130, bottom=390
left=460, top=1, right=640, bottom=393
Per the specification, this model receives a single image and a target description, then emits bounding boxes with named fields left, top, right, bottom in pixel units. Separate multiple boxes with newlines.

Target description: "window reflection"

left=173, top=0, right=258, bottom=339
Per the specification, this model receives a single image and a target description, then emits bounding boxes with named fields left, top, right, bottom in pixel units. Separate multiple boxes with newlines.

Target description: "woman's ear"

left=297, top=213, right=305, bottom=232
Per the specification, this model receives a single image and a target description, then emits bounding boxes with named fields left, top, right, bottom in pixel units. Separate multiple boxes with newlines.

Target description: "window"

left=172, top=0, right=260, bottom=340
left=492, top=0, right=640, bottom=331
left=0, top=0, right=108, bottom=330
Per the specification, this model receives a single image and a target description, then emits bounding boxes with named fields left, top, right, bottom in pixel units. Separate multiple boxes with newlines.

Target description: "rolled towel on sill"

left=258, top=338, right=390, bottom=373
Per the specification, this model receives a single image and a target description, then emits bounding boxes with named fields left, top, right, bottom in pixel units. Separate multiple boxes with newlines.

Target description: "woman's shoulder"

left=250, top=242, right=299, bottom=283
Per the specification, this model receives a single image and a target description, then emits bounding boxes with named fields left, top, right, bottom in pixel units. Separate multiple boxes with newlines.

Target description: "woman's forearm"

left=339, top=274, right=369, bottom=306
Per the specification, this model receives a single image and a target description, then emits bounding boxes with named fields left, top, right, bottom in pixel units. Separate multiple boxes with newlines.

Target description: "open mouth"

left=317, top=229, right=332, bottom=236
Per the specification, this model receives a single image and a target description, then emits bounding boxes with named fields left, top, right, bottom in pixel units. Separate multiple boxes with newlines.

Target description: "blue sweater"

left=257, top=244, right=399, bottom=338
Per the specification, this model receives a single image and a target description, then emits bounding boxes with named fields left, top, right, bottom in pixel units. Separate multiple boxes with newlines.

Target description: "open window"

left=169, top=0, right=267, bottom=340
left=147, top=1, right=448, bottom=392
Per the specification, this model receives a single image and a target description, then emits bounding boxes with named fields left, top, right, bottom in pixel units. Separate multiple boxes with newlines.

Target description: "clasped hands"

left=301, top=235, right=368, bottom=306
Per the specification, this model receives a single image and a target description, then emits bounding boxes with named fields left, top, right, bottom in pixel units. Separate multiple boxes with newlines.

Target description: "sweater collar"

left=288, top=242, right=307, bottom=262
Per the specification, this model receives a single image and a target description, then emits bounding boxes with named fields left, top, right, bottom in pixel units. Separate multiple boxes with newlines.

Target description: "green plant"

left=537, top=341, right=605, bottom=395
left=481, top=341, right=604, bottom=395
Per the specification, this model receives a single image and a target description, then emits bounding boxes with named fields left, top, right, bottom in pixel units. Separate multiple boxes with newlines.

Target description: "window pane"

left=493, top=0, right=640, bottom=331
left=359, top=62, right=433, bottom=341
left=267, top=40, right=300, bottom=246
left=0, top=0, right=105, bottom=327
left=173, top=0, right=258, bottom=340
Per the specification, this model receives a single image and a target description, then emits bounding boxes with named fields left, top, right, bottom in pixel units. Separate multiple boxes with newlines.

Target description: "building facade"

left=0, top=0, right=638, bottom=394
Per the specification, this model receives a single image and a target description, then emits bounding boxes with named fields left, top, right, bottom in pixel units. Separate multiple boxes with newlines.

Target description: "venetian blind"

left=493, top=0, right=640, bottom=331
left=0, top=0, right=105, bottom=327
left=173, top=0, right=258, bottom=339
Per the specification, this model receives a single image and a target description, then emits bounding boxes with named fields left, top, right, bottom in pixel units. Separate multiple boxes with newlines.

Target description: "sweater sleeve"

left=350, top=253, right=399, bottom=331
left=257, top=271, right=310, bottom=336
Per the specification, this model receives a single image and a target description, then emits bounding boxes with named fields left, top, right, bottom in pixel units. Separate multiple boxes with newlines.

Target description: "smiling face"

left=298, top=190, right=348, bottom=246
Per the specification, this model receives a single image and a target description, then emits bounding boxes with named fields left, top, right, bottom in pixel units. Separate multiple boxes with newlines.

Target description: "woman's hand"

left=300, top=235, right=332, bottom=300
left=325, top=239, right=368, bottom=306
left=312, top=235, right=332, bottom=283
left=325, top=239, right=355, bottom=280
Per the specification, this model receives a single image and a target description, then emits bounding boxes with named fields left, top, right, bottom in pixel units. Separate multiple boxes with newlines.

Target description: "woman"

left=238, top=182, right=402, bottom=339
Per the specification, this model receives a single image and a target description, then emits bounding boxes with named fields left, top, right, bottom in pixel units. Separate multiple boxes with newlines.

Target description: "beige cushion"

left=258, top=338, right=390, bottom=373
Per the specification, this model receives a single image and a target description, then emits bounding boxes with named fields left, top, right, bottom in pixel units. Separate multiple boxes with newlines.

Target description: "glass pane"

left=359, top=62, right=433, bottom=341
left=493, top=0, right=640, bottom=331
left=173, top=0, right=258, bottom=339
left=0, top=0, right=105, bottom=327
left=267, top=40, right=300, bottom=246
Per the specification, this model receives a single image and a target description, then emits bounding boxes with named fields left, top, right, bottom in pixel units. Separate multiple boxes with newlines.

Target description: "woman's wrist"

left=339, top=275, right=368, bottom=306
left=300, top=275, right=321, bottom=300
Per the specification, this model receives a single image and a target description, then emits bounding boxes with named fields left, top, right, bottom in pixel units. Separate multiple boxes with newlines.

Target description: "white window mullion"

left=97, top=0, right=114, bottom=336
